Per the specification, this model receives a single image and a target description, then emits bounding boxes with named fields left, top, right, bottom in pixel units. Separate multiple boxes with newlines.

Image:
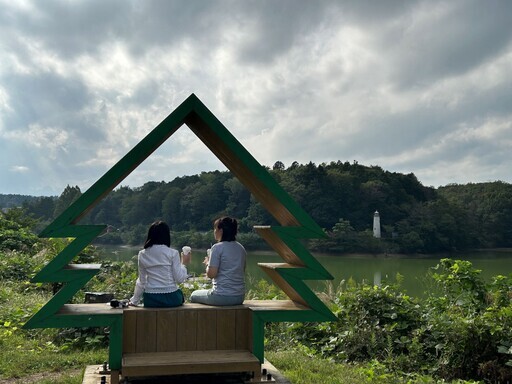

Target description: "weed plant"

left=281, top=259, right=512, bottom=383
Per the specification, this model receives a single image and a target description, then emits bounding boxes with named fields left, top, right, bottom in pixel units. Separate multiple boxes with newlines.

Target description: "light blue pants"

left=189, top=289, right=244, bottom=306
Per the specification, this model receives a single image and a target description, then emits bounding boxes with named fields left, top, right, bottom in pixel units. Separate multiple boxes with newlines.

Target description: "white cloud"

left=0, top=0, right=511, bottom=195
left=27, top=124, right=69, bottom=154
left=10, top=165, right=29, bottom=173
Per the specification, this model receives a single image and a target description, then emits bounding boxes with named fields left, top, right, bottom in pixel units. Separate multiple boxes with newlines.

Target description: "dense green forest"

left=3, top=161, right=512, bottom=254
left=0, top=194, right=38, bottom=209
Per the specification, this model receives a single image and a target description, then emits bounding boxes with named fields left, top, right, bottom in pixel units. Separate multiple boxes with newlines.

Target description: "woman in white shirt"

left=129, top=221, right=191, bottom=307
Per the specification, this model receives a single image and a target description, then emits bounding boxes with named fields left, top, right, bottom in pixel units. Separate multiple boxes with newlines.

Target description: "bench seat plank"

left=56, top=300, right=307, bottom=316
left=244, top=299, right=309, bottom=311
left=57, top=303, right=122, bottom=315
left=122, top=350, right=260, bottom=377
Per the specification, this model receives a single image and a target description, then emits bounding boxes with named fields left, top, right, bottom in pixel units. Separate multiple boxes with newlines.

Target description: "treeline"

left=0, top=194, right=39, bottom=209
left=10, top=160, right=512, bottom=254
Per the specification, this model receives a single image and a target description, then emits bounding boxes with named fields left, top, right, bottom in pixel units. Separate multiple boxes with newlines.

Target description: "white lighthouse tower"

left=373, top=211, right=381, bottom=238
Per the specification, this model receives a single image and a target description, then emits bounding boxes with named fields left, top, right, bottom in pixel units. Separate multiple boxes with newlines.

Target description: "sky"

left=1, top=0, right=511, bottom=196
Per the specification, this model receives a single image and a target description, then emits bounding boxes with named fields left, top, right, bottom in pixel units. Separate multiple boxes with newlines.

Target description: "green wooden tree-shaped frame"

left=23, top=94, right=336, bottom=369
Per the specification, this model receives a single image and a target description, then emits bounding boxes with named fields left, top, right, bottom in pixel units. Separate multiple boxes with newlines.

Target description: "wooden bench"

left=59, top=299, right=311, bottom=383
left=61, top=300, right=310, bottom=382
left=121, top=303, right=262, bottom=381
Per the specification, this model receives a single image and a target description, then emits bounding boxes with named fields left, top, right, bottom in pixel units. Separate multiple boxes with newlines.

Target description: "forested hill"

left=3, top=161, right=512, bottom=254
left=0, top=194, right=39, bottom=209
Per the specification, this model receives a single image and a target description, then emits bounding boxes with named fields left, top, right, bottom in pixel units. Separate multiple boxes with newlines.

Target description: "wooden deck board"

left=57, top=303, right=122, bottom=315
left=122, top=310, right=136, bottom=353
left=235, top=309, right=251, bottom=350
left=196, top=309, right=217, bottom=350
left=121, top=300, right=309, bottom=316
left=156, top=310, right=177, bottom=352
left=122, top=350, right=260, bottom=377
left=243, top=300, right=309, bottom=311
left=136, top=311, right=157, bottom=352
left=216, top=309, right=236, bottom=350
left=177, top=309, right=198, bottom=351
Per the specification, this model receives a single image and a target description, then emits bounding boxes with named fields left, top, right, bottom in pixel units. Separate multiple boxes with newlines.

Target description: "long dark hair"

left=144, top=221, right=171, bottom=249
left=214, top=216, right=238, bottom=242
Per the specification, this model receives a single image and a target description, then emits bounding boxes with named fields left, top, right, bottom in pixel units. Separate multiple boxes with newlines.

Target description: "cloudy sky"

left=1, top=0, right=511, bottom=196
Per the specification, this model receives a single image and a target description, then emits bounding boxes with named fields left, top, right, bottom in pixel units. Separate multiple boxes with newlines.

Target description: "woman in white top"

left=129, top=221, right=191, bottom=307
left=190, top=216, right=246, bottom=306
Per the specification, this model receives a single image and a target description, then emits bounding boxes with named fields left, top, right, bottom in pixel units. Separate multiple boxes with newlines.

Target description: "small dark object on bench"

left=84, top=292, right=114, bottom=303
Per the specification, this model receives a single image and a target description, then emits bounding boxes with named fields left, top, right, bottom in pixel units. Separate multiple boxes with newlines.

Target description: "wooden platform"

left=83, top=359, right=290, bottom=383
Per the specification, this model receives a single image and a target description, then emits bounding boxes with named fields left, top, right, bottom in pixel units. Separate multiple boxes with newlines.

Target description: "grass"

left=0, top=282, right=107, bottom=382
left=266, top=349, right=479, bottom=384
left=0, top=333, right=105, bottom=377
left=0, top=327, right=106, bottom=380
left=267, top=349, right=367, bottom=384
left=37, top=377, right=83, bottom=384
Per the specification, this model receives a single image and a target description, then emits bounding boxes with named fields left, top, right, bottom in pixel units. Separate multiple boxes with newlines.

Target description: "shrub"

left=290, top=260, right=512, bottom=382
left=423, top=259, right=512, bottom=381
left=293, top=276, right=425, bottom=371
left=0, top=250, right=35, bottom=280
left=0, top=212, right=39, bottom=253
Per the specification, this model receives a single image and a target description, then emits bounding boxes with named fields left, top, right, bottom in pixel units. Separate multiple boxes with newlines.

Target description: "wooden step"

left=253, top=226, right=304, bottom=265
left=256, top=264, right=309, bottom=306
left=65, top=263, right=102, bottom=270
left=243, top=299, right=309, bottom=311
left=57, top=303, right=122, bottom=315
left=122, top=350, right=261, bottom=377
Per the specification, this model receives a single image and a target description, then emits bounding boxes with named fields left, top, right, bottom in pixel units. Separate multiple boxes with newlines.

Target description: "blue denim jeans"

left=143, top=289, right=184, bottom=308
left=189, top=289, right=244, bottom=306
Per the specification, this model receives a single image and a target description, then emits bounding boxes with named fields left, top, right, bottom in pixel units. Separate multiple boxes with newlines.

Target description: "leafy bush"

left=0, top=210, right=39, bottom=253
left=84, top=260, right=137, bottom=301
left=293, top=276, right=425, bottom=370
left=289, top=260, right=512, bottom=382
left=423, top=259, right=512, bottom=381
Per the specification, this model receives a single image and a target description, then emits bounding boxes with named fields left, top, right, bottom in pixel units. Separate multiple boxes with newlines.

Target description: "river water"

left=96, top=245, right=512, bottom=298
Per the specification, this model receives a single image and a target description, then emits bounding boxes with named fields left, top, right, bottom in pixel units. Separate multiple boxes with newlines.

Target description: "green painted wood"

left=23, top=93, right=335, bottom=368
left=255, top=226, right=333, bottom=279
left=24, top=276, right=95, bottom=327
left=109, top=317, right=123, bottom=370
left=33, top=226, right=104, bottom=281
left=251, top=315, right=265, bottom=363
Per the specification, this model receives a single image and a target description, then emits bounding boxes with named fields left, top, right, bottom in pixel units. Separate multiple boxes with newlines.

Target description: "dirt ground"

left=0, top=369, right=82, bottom=384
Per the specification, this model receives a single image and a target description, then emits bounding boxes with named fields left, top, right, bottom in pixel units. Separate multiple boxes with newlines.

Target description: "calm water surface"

left=96, top=245, right=512, bottom=298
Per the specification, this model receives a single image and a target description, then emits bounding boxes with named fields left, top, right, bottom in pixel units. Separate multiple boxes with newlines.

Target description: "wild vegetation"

left=6, top=161, right=512, bottom=254
left=1, top=209, right=512, bottom=383
left=287, top=260, right=512, bottom=383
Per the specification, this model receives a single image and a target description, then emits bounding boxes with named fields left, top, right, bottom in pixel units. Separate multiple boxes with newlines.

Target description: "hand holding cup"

left=181, top=246, right=192, bottom=265
left=203, top=248, right=211, bottom=266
